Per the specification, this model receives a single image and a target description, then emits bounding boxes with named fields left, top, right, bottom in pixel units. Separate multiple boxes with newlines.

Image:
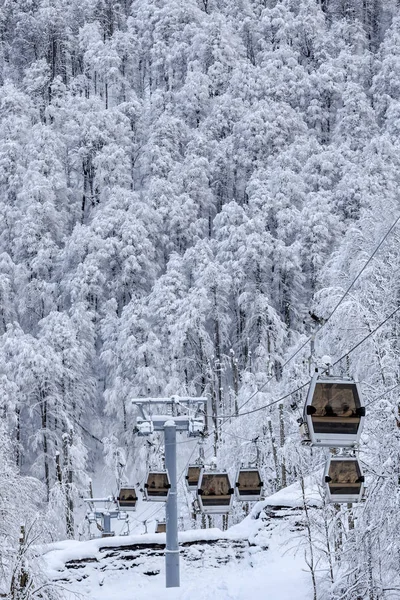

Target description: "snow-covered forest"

left=2, top=0, right=400, bottom=598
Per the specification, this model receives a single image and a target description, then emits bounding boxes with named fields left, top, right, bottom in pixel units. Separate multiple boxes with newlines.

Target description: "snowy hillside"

left=3, top=0, right=400, bottom=598
left=44, top=500, right=311, bottom=600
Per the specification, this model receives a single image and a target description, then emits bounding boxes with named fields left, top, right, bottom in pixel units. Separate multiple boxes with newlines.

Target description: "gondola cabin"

left=197, top=472, right=233, bottom=514
left=235, top=468, right=263, bottom=502
left=324, top=457, right=364, bottom=503
left=185, top=465, right=202, bottom=492
left=117, top=487, right=138, bottom=510
left=303, top=374, right=365, bottom=447
left=144, top=471, right=171, bottom=502
left=156, top=520, right=166, bottom=533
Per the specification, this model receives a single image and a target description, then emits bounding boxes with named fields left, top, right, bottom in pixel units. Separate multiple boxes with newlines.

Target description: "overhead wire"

left=364, top=381, right=400, bottom=408
left=134, top=439, right=202, bottom=525
left=219, top=211, right=400, bottom=421
left=222, top=430, right=257, bottom=443
left=131, top=298, right=400, bottom=461
left=204, top=301, right=400, bottom=424
left=188, top=298, right=400, bottom=466
left=128, top=212, right=400, bottom=507
left=134, top=346, right=400, bottom=522
left=320, top=213, right=400, bottom=326
left=332, top=305, right=400, bottom=368
left=216, top=381, right=310, bottom=420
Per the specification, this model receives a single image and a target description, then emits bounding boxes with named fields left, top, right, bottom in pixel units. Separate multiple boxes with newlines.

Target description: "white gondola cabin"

left=235, top=468, right=263, bottom=502
left=323, top=457, right=364, bottom=503
left=303, top=374, right=365, bottom=447
left=117, top=487, right=138, bottom=510
left=144, top=471, right=171, bottom=502
left=156, top=520, right=166, bottom=533
left=197, top=472, right=234, bottom=514
left=185, top=465, right=202, bottom=492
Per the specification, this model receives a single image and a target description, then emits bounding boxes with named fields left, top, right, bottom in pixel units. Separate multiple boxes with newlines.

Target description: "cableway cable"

left=133, top=440, right=202, bottom=525
left=210, top=302, right=400, bottom=422
left=226, top=212, right=400, bottom=420
left=131, top=222, right=400, bottom=455
left=129, top=215, right=400, bottom=495
left=331, top=305, right=400, bottom=368
left=364, top=380, right=400, bottom=408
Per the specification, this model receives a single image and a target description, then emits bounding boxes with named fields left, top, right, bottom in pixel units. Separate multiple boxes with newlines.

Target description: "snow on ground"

left=44, top=489, right=315, bottom=600
left=257, top=474, right=323, bottom=509
left=68, top=543, right=310, bottom=600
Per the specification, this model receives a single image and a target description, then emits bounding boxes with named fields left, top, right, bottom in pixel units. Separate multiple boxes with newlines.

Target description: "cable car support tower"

left=132, top=396, right=207, bottom=588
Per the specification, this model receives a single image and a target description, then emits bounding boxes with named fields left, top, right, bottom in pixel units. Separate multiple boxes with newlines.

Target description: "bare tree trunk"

left=279, top=404, right=287, bottom=488
left=300, top=475, right=318, bottom=600
left=41, top=392, right=50, bottom=502
left=367, top=529, right=374, bottom=600
left=10, top=525, right=29, bottom=599
left=230, top=350, right=239, bottom=415
left=191, top=501, right=197, bottom=529
left=267, top=419, right=280, bottom=490
left=63, top=431, right=74, bottom=539
left=15, top=406, right=21, bottom=467
left=55, top=451, right=62, bottom=484
left=348, top=504, right=354, bottom=530
left=322, top=505, right=334, bottom=584
left=209, top=364, right=219, bottom=455
left=222, top=514, right=228, bottom=531
left=213, top=286, right=223, bottom=411
left=335, top=504, right=343, bottom=560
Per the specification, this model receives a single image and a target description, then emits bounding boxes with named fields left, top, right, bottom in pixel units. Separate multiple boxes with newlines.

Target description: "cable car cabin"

left=117, top=487, right=138, bottom=510
left=144, top=471, right=171, bottom=502
left=323, top=457, right=364, bottom=503
left=303, top=375, right=365, bottom=447
left=156, top=521, right=166, bottom=533
left=235, top=468, right=263, bottom=502
left=185, top=465, right=202, bottom=492
left=197, top=472, right=234, bottom=514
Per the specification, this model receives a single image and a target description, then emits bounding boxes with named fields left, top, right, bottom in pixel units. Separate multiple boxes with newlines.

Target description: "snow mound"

left=258, top=476, right=322, bottom=509
left=42, top=499, right=313, bottom=600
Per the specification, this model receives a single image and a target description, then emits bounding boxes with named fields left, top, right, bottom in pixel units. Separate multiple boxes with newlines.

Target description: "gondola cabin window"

left=327, top=459, right=363, bottom=495
left=197, top=471, right=234, bottom=513
left=202, top=474, right=229, bottom=501
left=156, top=521, right=166, bottom=533
left=324, top=457, right=364, bottom=503
left=118, top=488, right=137, bottom=509
left=304, top=376, right=365, bottom=447
left=236, top=469, right=263, bottom=501
left=186, top=466, right=201, bottom=491
left=310, top=383, right=361, bottom=434
left=144, top=471, right=171, bottom=501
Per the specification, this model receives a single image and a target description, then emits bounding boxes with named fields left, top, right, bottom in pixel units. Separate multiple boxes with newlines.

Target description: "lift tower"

left=132, top=396, right=207, bottom=588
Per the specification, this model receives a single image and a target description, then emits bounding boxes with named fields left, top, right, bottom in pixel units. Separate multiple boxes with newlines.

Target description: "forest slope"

left=2, top=1, right=400, bottom=599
